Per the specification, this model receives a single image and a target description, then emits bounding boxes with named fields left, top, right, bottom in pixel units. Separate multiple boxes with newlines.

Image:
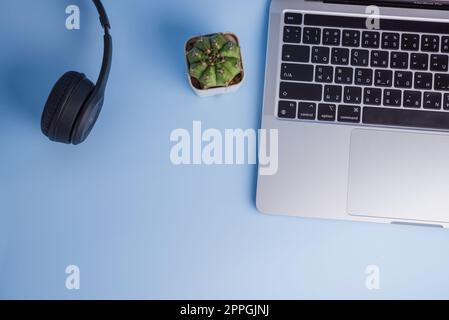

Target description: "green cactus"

left=187, top=33, right=242, bottom=89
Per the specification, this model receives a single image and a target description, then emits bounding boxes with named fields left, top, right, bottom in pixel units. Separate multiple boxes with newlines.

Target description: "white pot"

left=185, top=32, right=245, bottom=97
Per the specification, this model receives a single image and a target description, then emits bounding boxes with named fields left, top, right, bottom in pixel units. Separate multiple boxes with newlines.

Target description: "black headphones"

left=41, top=0, right=112, bottom=145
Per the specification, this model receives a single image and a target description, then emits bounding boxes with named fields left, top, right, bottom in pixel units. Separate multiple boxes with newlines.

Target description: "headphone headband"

left=92, top=0, right=111, bottom=31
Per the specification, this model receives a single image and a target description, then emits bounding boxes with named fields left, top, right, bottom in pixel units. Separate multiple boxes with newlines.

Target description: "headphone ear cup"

left=41, top=71, right=84, bottom=138
left=41, top=71, right=95, bottom=144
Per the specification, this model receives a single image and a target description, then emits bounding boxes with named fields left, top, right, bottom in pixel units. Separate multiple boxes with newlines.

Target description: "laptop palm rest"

left=347, top=129, right=449, bottom=224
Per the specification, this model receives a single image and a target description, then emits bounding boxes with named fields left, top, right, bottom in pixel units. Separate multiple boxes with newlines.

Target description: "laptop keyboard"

left=278, top=12, right=449, bottom=131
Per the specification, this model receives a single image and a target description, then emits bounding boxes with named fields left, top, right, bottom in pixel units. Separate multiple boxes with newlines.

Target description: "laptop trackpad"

left=347, top=129, right=449, bottom=223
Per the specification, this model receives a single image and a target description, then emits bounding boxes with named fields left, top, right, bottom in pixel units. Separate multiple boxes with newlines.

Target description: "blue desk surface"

left=1, top=0, right=449, bottom=299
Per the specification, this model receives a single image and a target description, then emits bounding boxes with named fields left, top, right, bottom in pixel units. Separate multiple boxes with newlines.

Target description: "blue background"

left=0, top=0, right=449, bottom=299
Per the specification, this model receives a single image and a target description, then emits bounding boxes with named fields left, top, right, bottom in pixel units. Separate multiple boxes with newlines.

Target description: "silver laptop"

left=257, top=0, right=449, bottom=228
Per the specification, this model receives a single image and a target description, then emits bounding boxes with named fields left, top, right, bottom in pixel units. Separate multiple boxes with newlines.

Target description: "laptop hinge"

left=314, top=0, right=449, bottom=10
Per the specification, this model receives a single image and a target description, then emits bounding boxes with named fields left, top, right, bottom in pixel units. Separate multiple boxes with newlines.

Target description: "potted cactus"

left=185, top=33, right=244, bottom=97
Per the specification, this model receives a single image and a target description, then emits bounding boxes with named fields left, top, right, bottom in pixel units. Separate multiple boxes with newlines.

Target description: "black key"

left=280, top=82, right=323, bottom=101
left=283, top=26, right=302, bottom=44
left=303, top=27, right=321, bottom=44
left=318, top=104, right=336, bottom=121
left=338, top=105, right=361, bottom=123
left=363, top=106, right=449, bottom=130
left=444, top=93, right=449, bottom=110
left=414, top=72, right=432, bottom=90
left=281, top=63, right=314, bottom=81
left=401, top=34, right=420, bottom=51
left=430, top=54, right=448, bottom=72
left=435, top=73, right=449, bottom=91
left=335, top=67, right=353, bottom=84
left=362, top=31, right=380, bottom=48
left=304, top=14, right=449, bottom=35
left=278, top=101, right=297, bottom=118
left=351, top=49, right=369, bottom=66
left=363, top=88, right=382, bottom=105
left=390, top=52, right=409, bottom=69
left=374, top=70, right=393, bottom=87
left=402, top=34, right=421, bottom=52
left=383, top=89, right=402, bottom=107
left=282, top=45, right=310, bottom=62
left=311, top=46, right=330, bottom=64
left=285, top=12, right=302, bottom=25
left=423, top=92, right=442, bottom=110
left=381, top=32, right=400, bottom=49
left=324, top=85, right=342, bottom=103
left=315, top=65, right=333, bottom=83
left=298, top=102, right=317, bottom=120
left=343, top=86, right=362, bottom=104
left=410, top=53, right=429, bottom=70
left=370, top=51, right=389, bottom=68
left=403, top=90, right=422, bottom=108
left=421, top=35, right=439, bottom=52
left=323, top=28, right=341, bottom=46
left=442, top=37, right=449, bottom=53
left=342, top=30, right=360, bottom=47
left=394, top=71, right=413, bottom=88
left=355, top=68, right=373, bottom=86
left=331, top=48, right=350, bottom=65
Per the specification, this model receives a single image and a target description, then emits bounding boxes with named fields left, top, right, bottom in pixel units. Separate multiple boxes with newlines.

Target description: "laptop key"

left=318, top=104, right=336, bottom=121
left=363, top=107, right=449, bottom=130
left=394, top=71, right=413, bottom=88
left=279, top=82, right=323, bottom=101
left=430, top=55, right=449, bottom=72
left=375, top=70, right=393, bottom=87
left=344, top=86, right=362, bottom=104
left=383, top=89, right=402, bottom=107
left=324, top=85, right=342, bottom=103
left=282, top=45, right=310, bottom=62
left=442, top=36, right=449, bottom=53
left=283, top=26, right=302, bottom=44
left=362, top=31, right=380, bottom=48
left=435, top=73, right=449, bottom=91
left=298, top=102, right=317, bottom=120
left=403, top=90, right=422, bottom=108
left=315, top=65, right=333, bottom=83
left=303, top=27, right=321, bottom=44
left=444, top=93, right=449, bottom=110
left=401, top=33, right=420, bottom=51
left=423, top=92, right=442, bottom=110
left=370, top=51, right=388, bottom=68
left=311, top=46, right=330, bottom=64
left=382, top=32, right=400, bottom=49
left=323, top=28, right=341, bottom=46
left=410, top=53, right=429, bottom=70
left=421, top=35, right=439, bottom=52
left=335, top=67, right=353, bottom=84
left=331, top=48, right=349, bottom=65
left=281, top=63, right=314, bottom=82
left=355, top=68, right=373, bottom=86
left=278, top=101, right=297, bottom=119
left=284, top=12, right=302, bottom=25
left=414, top=72, right=432, bottom=90
left=363, top=88, right=382, bottom=105
left=342, top=30, right=360, bottom=47
left=351, top=49, right=369, bottom=67
left=390, top=52, right=409, bottom=69
left=338, top=105, right=361, bottom=123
